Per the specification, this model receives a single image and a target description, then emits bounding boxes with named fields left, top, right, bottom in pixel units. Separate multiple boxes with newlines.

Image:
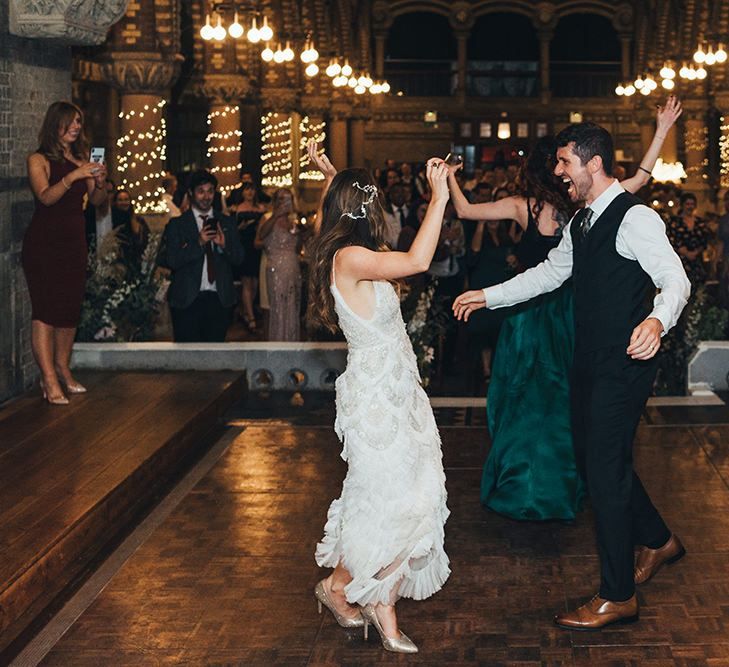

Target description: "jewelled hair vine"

left=343, top=182, right=378, bottom=219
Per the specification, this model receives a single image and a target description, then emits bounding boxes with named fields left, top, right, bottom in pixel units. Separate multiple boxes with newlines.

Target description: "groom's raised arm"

left=486, top=222, right=575, bottom=309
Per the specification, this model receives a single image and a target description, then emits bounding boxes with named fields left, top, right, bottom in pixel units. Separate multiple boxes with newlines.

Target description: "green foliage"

left=655, top=286, right=729, bottom=395
left=77, top=229, right=168, bottom=342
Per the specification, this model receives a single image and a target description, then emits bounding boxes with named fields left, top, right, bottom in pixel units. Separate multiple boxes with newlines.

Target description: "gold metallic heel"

left=314, top=579, right=364, bottom=628
left=361, top=604, right=418, bottom=654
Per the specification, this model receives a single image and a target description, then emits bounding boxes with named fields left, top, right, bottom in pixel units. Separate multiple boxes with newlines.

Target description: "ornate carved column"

left=682, top=98, right=710, bottom=204
left=372, top=1, right=392, bottom=81
left=103, top=0, right=182, bottom=213
left=619, top=35, right=632, bottom=79
left=715, top=90, right=729, bottom=194
left=373, top=31, right=387, bottom=79
left=9, top=0, right=129, bottom=44
left=260, top=87, right=299, bottom=189
left=329, top=98, right=351, bottom=171
left=534, top=4, right=556, bottom=104
left=450, top=3, right=473, bottom=103
left=538, top=31, right=552, bottom=104
left=194, top=74, right=251, bottom=196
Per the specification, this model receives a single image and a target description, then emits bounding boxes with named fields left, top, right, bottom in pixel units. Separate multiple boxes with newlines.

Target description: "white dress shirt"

left=483, top=180, right=690, bottom=335
left=382, top=204, right=409, bottom=249
left=192, top=207, right=217, bottom=293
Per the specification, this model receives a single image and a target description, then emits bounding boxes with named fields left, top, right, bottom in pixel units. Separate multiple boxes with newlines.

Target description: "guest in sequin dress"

left=255, top=189, right=302, bottom=341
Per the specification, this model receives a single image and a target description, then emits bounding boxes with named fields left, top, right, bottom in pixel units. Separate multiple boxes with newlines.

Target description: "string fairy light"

left=116, top=99, right=168, bottom=214
left=206, top=105, right=243, bottom=195
left=298, top=116, right=326, bottom=181
left=719, top=116, right=729, bottom=188
left=261, top=112, right=293, bottom=187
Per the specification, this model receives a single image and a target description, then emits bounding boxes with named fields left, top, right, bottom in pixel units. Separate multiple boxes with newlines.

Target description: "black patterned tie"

left=579, top=208, right=594, bottom=240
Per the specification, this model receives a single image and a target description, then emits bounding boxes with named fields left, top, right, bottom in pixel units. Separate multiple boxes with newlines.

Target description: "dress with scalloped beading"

left=315, top=278, right=450, bottom=605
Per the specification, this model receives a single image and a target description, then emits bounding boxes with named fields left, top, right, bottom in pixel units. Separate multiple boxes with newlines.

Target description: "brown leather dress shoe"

left=554, top=594, right=638, bottom=630
left=634, top=533, right=685, bottom=584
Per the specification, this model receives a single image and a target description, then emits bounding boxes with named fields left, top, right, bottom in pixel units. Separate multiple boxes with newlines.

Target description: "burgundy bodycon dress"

left=22, top=158, right=88, bottom=327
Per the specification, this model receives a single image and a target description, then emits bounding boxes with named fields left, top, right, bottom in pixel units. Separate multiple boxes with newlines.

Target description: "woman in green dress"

left=443, top=97, right=682, bottom=520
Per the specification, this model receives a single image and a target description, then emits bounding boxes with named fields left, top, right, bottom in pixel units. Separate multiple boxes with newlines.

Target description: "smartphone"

left=204, top=217, right=217, bottom=231
left=90, top=147, right=105, bottom=163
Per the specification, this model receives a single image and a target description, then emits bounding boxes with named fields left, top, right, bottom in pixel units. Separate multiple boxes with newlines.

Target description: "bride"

left=306, top=142, right=451, bottom=654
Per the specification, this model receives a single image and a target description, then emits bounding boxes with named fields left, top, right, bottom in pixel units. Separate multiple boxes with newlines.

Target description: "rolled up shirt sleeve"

left=617, top=207, right=691, bottom=335
left=484, top=223, right=575, bottom=309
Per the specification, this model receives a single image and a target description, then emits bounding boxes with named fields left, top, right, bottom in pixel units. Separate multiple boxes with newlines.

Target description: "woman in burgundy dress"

left=23, top=101, right=107, bottom=404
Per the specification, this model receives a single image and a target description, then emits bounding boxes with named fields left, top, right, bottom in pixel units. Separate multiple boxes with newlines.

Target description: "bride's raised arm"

left=620, top=95, right=682, bottom=194
left=307, top=139, right=338, bottom=234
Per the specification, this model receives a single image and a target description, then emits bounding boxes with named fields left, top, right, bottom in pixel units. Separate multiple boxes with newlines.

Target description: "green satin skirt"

left=481, top=285, right=585, bottom=521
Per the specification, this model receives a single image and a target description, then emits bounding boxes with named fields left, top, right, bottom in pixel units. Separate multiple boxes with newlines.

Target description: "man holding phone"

left=163, top=170, right=244, bottom=342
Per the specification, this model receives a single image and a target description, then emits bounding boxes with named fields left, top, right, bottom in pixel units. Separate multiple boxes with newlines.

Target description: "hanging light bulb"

left=200, top=14, right=214, bottom=40
left=261, top=42, right=274, bottom=62
left=357, top=74, right=368, bottom=87
left=646, top=75, right=657, bottom=90
left=341, top=59, right=353, bottom=77
left=354, top=84, right=366, bottom=95
left=305, top=62, right=319, bottom=77
left=370, top=82, right=382, bottom=94
left=228, top=11, right=244, bottom=38
left=640, top=85, right=651, bottom=96
left=247, top=17, right=261, bottom=43
left=348, top=76, right=357, bottom=88
left=300, top=41, right=311, bottom=63
left=381, top=81, right=391, bottom=94
left=634, top=75, right=644, bottom=89
left=716, top=43, right=727, bottom=63
left=659, top=63, right=675, bottom=79
left=662, top=78, right=675, bottom=90
left=623, top=84, right=636, bottom=96
left=694, top=44, right=706, bottom=63
left=259, top=16, right=273, bottom=42
left=696, top=66, right=707, bottom=80
left=213, top=14, right=226, bottom=41
left=705, top=46, right=717, bottom=66
left=325, top=59, right=341, bottom=77
left=273, top=43, right=285, bottom=63
left=686, top=65, right=698, bottom=80
left=679, top=63, right=689, bottom=78
left=615, top=84, right=625, bottom=96
left=283, top=41, right=294, bottom=61
left=332, top=75, right=346, bottom=87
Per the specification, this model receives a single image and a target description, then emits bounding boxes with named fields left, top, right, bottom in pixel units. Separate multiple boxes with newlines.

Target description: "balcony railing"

left=383, top=60, right=454, bottom=97
left=549, top=61, right=621, bottom=98
left=382, top=59, right=621, bottom=98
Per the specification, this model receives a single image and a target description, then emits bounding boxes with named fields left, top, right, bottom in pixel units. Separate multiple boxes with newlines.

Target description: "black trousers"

left=571, top=345, right=671, bottom=602
left=171, top=291, right=232, bottom=342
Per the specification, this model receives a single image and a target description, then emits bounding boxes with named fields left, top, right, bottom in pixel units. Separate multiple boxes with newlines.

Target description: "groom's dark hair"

left=556, top=122, right=614, bottom=175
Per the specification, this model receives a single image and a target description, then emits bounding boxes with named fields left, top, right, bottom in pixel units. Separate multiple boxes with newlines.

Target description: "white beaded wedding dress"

left=315, top=271, right=450, bottom=606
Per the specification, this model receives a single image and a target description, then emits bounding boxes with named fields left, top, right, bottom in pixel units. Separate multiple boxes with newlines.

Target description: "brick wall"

left=0, top=2, right=72, bottom=402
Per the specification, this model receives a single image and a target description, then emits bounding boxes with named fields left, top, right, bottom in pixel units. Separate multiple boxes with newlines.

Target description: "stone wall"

left=0, top=1, right=71, bottom=402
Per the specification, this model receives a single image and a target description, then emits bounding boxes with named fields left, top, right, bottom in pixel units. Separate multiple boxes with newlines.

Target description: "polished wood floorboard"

left=40, top=396, right=729, bottom=666
left=0, top=371, right=245, bottom=658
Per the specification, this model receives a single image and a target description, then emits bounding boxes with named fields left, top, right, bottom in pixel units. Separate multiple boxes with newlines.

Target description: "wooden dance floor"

left=6, top=392, right=729, bottom=665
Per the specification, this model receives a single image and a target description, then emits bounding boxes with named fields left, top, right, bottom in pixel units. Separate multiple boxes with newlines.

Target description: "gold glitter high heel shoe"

left=314, top=580, right=364, bottom=628
left=361, top=604, right=418, bottom=654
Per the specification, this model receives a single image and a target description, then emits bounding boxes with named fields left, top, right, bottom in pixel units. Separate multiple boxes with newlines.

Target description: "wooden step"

left=0, top=371, right=246, bottom=658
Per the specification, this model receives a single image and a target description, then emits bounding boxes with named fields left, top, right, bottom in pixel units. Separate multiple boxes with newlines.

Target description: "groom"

left=453, top=122, right=691, bottom=629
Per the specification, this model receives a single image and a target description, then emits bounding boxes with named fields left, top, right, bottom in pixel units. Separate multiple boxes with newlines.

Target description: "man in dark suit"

left=453, top=122, right=690, bottom=630
left=164, top=170, right=244, bottom=342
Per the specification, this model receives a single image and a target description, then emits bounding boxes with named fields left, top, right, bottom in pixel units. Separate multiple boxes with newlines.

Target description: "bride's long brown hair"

left=307, top=168, right=390, bottom=334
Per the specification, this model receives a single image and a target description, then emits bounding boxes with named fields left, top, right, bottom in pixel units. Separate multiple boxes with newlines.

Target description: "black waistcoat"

left=571, top=191, right=653, bottom=353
